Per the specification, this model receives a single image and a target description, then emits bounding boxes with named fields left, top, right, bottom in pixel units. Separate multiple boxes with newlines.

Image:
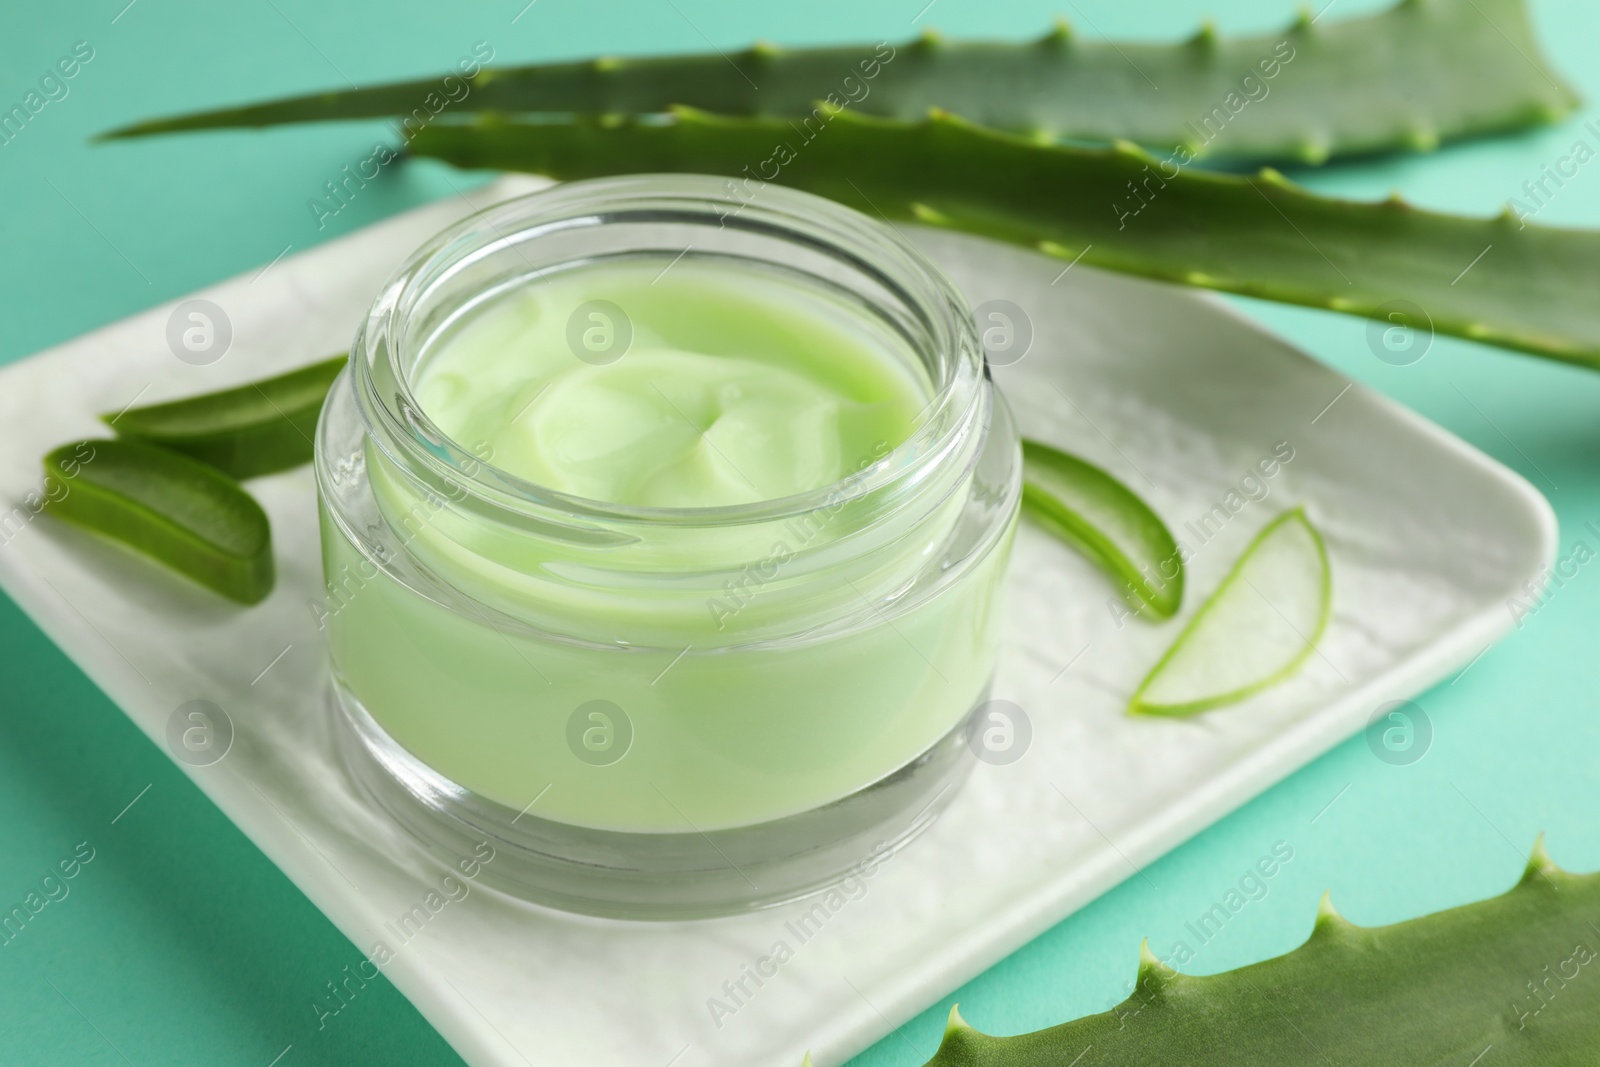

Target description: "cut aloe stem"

left=1021, top=439, right=1182, bottom=620
left=105, top=354, right=346, bottom=479
left=1130, top=506, right=1329, bottom=716
left=43, top=439, right=274, bottom=604
left=403, top=108, right=1600, bottom=369
left=95, top=0, right=1576, bottom=167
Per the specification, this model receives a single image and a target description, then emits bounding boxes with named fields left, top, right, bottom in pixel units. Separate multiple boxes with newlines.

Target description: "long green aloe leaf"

left=895, top=839, right=1596, bottom=1066
left=1021, top=440, right=1182, bottom=620
left=97, top=0, right=1576, bottom=166
left=406, top=108, right=1600, bottom=369
left=104, top=354, right=345, bottom=479
left=43, top=439, right=274, bottom=604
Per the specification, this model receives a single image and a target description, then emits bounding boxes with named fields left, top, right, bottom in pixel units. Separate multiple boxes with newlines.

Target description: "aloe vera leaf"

left=104, top=354, right=346, bottom=480
left=95, top=0, right=1576, bottom=166
left=43, top=439, right=274, bottom=604
left=1129, top=506, right=1328, bottom=716
left=913, top=839, right=1593, bottom=1066
left=405, top=108, right=1600, bottom=369
left=1021, top=440, right=1182, bottom=620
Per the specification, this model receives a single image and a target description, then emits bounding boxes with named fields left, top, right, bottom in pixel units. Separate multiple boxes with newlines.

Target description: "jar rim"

left=351, top=174, right=987, bottom=529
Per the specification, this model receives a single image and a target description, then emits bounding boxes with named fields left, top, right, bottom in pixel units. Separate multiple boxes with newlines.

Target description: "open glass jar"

left=316, top=175, right=1020, bottom=918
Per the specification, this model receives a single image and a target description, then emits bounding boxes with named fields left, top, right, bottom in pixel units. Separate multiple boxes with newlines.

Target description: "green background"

left=2, top=0, right=1598, bottom=1063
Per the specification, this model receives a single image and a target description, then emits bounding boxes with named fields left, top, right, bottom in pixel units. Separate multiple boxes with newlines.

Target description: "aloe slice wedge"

left=104, top=354, right=346, bottom=479
left=1021, top=439, right=1182, bottom=620
left=1130, top=506, right=1328, bottom=717
left=43, top=439, right=274, bottom=604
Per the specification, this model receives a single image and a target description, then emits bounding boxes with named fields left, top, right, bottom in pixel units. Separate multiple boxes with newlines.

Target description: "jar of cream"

left=316, top=175, right=1021, bottom=918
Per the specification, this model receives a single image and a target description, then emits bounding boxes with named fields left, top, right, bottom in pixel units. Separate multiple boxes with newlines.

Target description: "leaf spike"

left=817, top=106, right=867, bottom=131
left=592, top=55, right=624, bottom=73
left=800, top=1053, right=815, bottom=1067
left=666, top=104, right=737, bottom=131
left=1385, top=189, right=1410, bottom=210
left=920, top=106, right=968, bottom=137
left=1530, top=831, right=1557, bottom=868
left=914, top=26, right=943, bottom=50
left=1329, top=296, right=1360, bottom=311
left=1256, top=166, right=1295, bottom=189
left=1039, top=18, right=1072, bottom=45
left=749, top=39, right=781, bottom=60
left=1294, top=139, right=1331, bottom=165
left=1111, top=137, right=1148, bottom=160
left=1189, top=19, right=1219, bottom=48
left=910, top=202, right=951, bottom=226
left=1312, top=889, right=1352, bottom=937
left=930, top=1003, right=991, bottom=1062
left=1521, top=832, right=1561, bottom=885
left=1405, top=125, right=1441, bottom=152
left=1037, top=239, right=1073, bottom=258
left=1136, top=938, right=1178, bottom=993
left=922, top=107, right=991, bottom=137
left=1291, top=4, right=1314, bottom=31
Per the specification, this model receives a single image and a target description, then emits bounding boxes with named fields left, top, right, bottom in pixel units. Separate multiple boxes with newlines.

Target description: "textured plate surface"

left=0, top=176, right=1555, bottom=1067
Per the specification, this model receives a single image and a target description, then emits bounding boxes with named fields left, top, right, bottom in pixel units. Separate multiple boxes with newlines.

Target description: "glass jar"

left=315, top=175, right=1020, bottom=919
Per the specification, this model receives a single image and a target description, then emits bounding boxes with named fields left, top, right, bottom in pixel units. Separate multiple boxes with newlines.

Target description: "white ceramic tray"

left=0, top=176, right=1555, bottom=1067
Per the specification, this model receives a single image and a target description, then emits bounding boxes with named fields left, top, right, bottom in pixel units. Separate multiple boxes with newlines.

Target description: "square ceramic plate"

left=0, top=176, right=1555, bottom=1067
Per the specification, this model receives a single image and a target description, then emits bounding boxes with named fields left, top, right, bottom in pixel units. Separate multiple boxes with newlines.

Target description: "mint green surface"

left=0, top=1, right=1597, bottom=1064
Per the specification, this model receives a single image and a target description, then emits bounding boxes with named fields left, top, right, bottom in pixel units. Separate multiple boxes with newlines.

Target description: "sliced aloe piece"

left=105, top=354, right=346, bottom=479
left=1130, top=506, right=1328, bottom=717
left=43, top=439, right=274, bottom=604
left=1021, top=439, right=1182, bottom=620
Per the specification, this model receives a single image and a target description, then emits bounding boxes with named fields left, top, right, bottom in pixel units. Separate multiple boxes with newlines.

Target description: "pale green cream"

left=412, top=259, right=927, bottom=507
left=324, top=256, right=1014, bottom=833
